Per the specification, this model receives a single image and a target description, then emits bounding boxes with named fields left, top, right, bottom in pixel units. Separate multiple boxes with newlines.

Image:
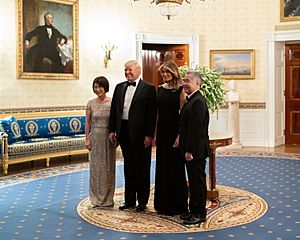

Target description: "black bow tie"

left=186, top=96, right=190, bottom=102
left=127, top=81, right=136, bottom=87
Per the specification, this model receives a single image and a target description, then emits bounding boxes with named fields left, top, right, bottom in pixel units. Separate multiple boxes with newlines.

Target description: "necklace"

left=161, top=83, right=174, bottom=89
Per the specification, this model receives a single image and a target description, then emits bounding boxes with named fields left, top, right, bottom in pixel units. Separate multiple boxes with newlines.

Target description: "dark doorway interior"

left=142, top=43, right=189, bottom=88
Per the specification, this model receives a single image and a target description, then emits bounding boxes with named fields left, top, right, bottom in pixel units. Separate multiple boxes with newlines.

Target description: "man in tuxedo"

left=179, top=70, right=210, bottom=225
left=109, top=60, right=157, bottom=212
left=24, top=12, right=67, bottom=73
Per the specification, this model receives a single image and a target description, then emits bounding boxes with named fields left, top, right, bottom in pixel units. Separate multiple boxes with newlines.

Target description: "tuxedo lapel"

left=181, top=101, right=188, bottom=114
left=119, top=82, right=128, bottom=110
left=130, top=79, right=144, bottom=107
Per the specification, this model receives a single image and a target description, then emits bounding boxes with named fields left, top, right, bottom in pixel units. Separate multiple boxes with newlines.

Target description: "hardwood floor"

left=1, top=144, right=299, bottom=177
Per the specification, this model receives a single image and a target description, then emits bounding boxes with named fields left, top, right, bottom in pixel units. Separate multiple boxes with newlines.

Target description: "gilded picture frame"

left=280, top=0, right=300, bottom=22
left=210, top=49, right=255, bottom=80
left=16, top=0, right=79, bottom=80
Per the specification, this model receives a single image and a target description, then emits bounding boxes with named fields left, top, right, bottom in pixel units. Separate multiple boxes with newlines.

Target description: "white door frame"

left=266, top=30, right=300, bottom=147
left=135, top=32, right=200, bottom=69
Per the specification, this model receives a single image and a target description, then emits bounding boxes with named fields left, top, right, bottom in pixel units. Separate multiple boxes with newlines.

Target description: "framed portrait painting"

left=280, top=0, right=300, bottom=22
left=16, top=0, right=79, bottom=80
left=210, top=50, right=255, bottom=80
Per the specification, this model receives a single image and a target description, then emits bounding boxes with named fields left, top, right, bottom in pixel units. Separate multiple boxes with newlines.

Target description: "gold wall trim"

left=0, top=102, right=266, bottom=118
left=275, top=24, right=300, bottom=31
left=221, top=102, right=265, bottom=109
left=239, top=102, right=265, bottom=109
left=0, top=106, right=85, bottom=118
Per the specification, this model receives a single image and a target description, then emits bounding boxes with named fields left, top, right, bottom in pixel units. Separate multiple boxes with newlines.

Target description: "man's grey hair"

left=186, top=70, right=202, bottom=85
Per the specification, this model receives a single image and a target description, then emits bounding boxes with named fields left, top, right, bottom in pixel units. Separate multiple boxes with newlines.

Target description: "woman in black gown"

left=154, top=61, right=188, bottom=216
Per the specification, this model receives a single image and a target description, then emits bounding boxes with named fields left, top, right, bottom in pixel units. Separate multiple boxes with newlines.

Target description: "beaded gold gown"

left=86, top=98, right=116, bottom=207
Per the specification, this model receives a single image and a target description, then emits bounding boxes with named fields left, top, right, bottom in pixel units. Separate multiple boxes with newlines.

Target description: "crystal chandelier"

left=133, top=0, right=214, bottom=20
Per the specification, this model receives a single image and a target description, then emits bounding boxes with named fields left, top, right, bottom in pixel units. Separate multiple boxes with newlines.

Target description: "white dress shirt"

left=122, top=78, right=140, bottom=120
left=46, top=28, right=52, bottom=39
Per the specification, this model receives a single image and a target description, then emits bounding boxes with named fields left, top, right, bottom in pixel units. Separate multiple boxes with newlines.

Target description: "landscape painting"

left=210, top=50, right=255, bottom=79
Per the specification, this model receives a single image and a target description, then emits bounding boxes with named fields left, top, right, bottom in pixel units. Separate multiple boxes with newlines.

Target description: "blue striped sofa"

left=0, top=115, right=88, bottom=174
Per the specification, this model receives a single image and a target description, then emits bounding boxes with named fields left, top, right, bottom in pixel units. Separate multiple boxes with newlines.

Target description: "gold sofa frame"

left=0, top=110, right=88, bottom=175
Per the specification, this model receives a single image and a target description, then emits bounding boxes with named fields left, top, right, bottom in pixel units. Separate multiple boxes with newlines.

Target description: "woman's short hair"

left=159, top=60, right=182, bottom=89
left=93, top=76, right=109, bottom=93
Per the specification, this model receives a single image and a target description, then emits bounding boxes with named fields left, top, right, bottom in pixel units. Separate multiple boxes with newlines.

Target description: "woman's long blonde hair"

left=159, top=60, right=182, bottom=90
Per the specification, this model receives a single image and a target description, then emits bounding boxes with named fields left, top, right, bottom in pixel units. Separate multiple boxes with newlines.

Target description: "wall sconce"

left=102, top=43, right=117, bottom=68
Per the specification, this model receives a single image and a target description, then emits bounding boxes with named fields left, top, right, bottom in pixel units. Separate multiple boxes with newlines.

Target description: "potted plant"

left=179, top=65, right=226, bottom=113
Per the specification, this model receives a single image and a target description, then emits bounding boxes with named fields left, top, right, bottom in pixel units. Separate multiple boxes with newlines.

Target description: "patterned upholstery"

left=18, top=116, right=85, bottom=140
left=8, top=134, right=85, bottom=158
left=0, top=116, right=23, bottom=144
left=1, top=116, right=86, bottom=158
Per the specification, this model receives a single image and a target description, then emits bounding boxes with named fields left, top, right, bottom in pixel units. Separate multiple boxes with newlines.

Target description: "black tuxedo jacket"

left=179, top=91, right=210, bottom=160
left=25, top=25, right=67, bottom=53
left=109, top=79, right=157, bottom=142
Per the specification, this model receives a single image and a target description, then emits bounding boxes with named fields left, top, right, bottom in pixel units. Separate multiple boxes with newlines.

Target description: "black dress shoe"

left=182, top=215, right=206, bottom=225
left=136, top=205, right=146, bottom=212
left=119, top=204, right=135, bottom=210
left=180, top=212, right=191, bottom=220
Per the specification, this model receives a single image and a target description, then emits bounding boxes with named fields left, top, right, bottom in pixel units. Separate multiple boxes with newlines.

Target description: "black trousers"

left=185, top=157, right=207, bottom=217
left=34, top=49, right=64, bottom=73
left=119, top=120, right=152, bottom=206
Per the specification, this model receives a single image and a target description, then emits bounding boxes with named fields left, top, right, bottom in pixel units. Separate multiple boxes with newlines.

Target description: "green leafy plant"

left=179, top=65, right=226, bottom=113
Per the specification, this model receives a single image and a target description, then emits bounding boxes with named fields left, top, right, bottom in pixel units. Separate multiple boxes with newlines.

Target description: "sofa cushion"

left=18, top=116, right=85, bottom=140
left=8, top=134, right=85, bottom=157
left=63, top=116, right=85, bottom=135
left=0, top=116, right=22, bottom=144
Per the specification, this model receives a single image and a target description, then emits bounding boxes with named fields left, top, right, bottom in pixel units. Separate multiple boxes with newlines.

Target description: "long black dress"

left=154, top=86, right=188, bottom=216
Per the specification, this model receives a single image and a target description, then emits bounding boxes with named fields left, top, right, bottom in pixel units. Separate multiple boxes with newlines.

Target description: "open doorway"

left=266, top=30, right=300, bottom=147
left=142, top=43, right=189, bottom=88
left=136, top=32, right=199, bottom=87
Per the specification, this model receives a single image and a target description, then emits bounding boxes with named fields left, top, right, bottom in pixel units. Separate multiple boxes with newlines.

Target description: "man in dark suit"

left=179, top=70, right=210, bottom=225
left=24, top=12, right=67, bottom=73
left=109, top=60, right=157, bottom=212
